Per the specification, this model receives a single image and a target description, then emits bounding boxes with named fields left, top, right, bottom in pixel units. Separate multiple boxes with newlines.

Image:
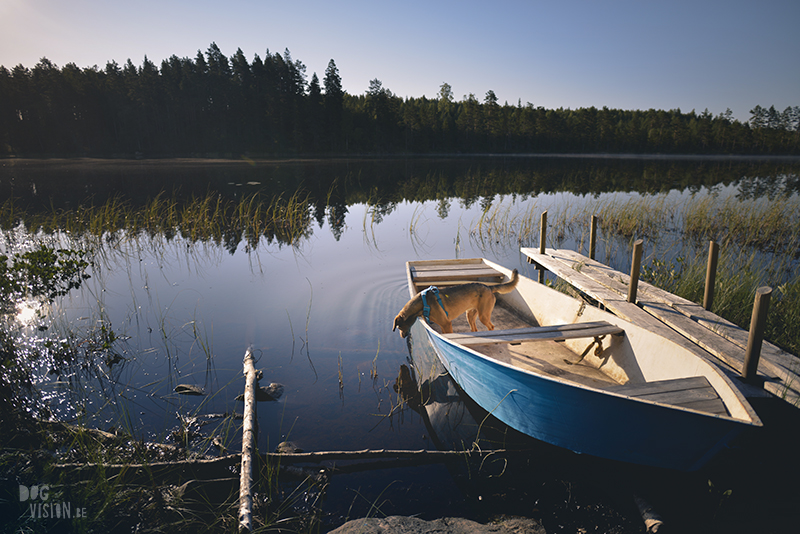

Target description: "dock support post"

left=538, top=210, right=547, bottom=283
left=589, top=215, right=598, bottom=261
left=742, top=287, right=772, bottom=385
left=627, top=239, right=643, bottom=304
left=703, top=241, right=719, bottom=311
left=239, top=349, right=257, bottom=531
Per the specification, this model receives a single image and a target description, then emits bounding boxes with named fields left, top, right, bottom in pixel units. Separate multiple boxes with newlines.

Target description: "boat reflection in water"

left=398, top=318, right=538, bottom=456
left=396, top=319, right=649, bottom=533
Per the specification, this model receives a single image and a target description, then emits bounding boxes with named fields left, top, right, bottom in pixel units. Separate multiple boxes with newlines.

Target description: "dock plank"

left=549, top=249, right=794, bottom=382
left=555, top=249, right=798, bottom=378
left=523, top=247, right=800, bottom=405
left=527, top=248, right=780, bottom=378
left=521, top=248, right=719, bottom=349
left=680, top=399, right=729, bottom=415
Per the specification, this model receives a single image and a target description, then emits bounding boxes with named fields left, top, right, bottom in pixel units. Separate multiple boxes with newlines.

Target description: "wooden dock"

left=521, top=247, right=800, bottom=406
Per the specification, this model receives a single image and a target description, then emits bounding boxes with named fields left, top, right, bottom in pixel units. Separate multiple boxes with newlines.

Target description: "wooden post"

left=589, top=215, right=598, bottom=261
left=742, top=287, right=772, bottom=385
left=539, top=210, right=547, bottom=254
left=703, top=241, right=719, bottom=311
left=239, top=349, right=258, bottom=532
left=627, top=239, right=643, bottom=304
left=538, top=210, right=547, bottom=283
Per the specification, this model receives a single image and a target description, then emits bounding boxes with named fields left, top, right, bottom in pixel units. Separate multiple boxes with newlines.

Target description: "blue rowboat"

left=403, top=258, right=761, bottom=471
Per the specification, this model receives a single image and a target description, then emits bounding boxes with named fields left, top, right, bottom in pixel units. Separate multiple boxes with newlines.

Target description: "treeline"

left=1, top=43, right=799, bottom=157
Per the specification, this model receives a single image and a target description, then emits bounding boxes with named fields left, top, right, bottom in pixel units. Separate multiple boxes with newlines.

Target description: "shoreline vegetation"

left=1, top=43, right=799, bottom=158
left=2, top=185, right=798, bottom=357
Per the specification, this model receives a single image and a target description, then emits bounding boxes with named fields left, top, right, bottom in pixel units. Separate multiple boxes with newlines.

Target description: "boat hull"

left=421, top=323, right=746, bottom=471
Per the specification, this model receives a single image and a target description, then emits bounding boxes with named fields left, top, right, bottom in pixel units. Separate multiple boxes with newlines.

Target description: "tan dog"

left=392, top=269, right=519, bottom=338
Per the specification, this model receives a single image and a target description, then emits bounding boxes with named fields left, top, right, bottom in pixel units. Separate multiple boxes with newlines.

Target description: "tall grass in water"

left=465, top=191, right=800, bottom=358
left=592, top=194, right=674, bottom=239
left=0, top=190, right=314, bottom=250
left=643, top=245, right=800, bottom=358
left=683, top=195, right=800, bottom=253
left=637, top=192, right=800, bottom=358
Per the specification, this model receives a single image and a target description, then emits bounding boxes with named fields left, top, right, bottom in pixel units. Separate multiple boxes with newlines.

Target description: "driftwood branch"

left=239, top=349, right=257, bottom=532
left=263, top=448, right=508, bottom=462
left=51, top=448, right=511, bottom=479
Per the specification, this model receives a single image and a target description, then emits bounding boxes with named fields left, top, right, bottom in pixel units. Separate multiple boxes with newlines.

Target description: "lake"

left=2, top=155, right=800, bottom=532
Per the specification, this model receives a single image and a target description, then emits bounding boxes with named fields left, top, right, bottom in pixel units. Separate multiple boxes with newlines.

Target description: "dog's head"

left=393, top=293, right=425, bottom=338
left=392, top=312, right=417, bottom=338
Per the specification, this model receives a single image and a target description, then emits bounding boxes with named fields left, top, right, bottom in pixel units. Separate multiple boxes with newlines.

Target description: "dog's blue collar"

left=421, top=286, right=448, bottom=324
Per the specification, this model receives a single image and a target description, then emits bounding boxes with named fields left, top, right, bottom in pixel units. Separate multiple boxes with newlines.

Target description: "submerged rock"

left=262, top=382, right=284, bottom=399
left=236, top=382, right=284, bottom=402
left=275, top=441, right=303, bottom=454
left=329, top=516, right=545, bottom=534
left=174, top=384, right=205, bottom=396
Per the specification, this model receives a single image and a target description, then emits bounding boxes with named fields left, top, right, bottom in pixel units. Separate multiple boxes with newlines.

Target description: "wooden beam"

left=411, top=267, right=503, bottom=284
left=743, top=287, right=772, bottom=385
left=627, top=239, right=643, bottom=304
left=443, top=321, right=623, bottom=346
left=704, top=241, right=719, bottom=311
left=539, top=210, right=547, bottom=283
left=522, top=247, right=800, bottom=405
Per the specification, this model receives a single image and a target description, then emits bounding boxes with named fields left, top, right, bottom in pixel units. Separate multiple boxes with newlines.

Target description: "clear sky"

left=1, top=0, right=798, bottom=121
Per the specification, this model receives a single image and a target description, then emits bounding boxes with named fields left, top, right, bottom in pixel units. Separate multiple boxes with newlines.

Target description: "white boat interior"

left=407, top=258, right=760, bottom=424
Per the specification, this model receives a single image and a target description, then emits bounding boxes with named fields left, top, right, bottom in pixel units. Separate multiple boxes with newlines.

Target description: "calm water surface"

left=3, top=156, right=800, bottom=532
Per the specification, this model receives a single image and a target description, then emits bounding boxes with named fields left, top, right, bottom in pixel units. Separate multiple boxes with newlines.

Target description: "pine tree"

left=323, top=59, right=343, bottom=150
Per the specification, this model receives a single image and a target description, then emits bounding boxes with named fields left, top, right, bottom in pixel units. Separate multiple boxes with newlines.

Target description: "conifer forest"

left=1, top=43, right=798, bottom=157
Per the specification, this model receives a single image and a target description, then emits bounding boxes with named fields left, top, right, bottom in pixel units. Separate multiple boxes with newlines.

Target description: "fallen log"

left=51, top=448, right=512, bottom=479
left=261, top=448, right=509, bottom=462
left=239, top=349, right=258, bottom=532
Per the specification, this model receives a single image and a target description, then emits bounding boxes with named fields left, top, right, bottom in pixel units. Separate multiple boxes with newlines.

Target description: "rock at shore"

left=329, top=516, right=546, bottom=534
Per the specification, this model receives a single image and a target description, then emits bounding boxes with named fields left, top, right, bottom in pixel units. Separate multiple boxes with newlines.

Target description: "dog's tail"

left=491, top=269, right=519, bottom=294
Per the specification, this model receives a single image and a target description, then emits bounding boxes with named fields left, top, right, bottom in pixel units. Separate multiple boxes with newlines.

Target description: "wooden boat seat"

left=411, top=264, right=505, bottom=285
left=442, top=321, right=624, bottom=346
left=605, top=376, right=728, bottom=416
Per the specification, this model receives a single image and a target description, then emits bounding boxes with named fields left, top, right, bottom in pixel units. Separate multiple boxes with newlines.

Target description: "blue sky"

left=1, top=0, right=798, bottom=121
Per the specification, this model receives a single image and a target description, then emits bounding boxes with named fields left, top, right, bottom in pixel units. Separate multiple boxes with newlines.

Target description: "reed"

left=1, top=416, right=328, bottom=533
left=641, top=245, right=800, bottom=357
left=591, top=194, right=674, bottom=240
left=1, top=191, right=315, bottom=251
left=683, top=195, right=800, bottom=254
left=362, top=200, right=380, bottom=251
left=465, top=190, right=800, bottom=357
left=408, top=203, right=429, bottom=255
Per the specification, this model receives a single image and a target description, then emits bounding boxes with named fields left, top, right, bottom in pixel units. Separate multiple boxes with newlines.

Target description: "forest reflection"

left=1, top=156, right=799, bottom=252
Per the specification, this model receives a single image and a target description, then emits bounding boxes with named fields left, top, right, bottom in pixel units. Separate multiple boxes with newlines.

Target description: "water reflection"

left=3, top=156, right=799, bottom=215
left=14, top=298, right=41, bottom=325
left=2, top=157, right=800, bottom=531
